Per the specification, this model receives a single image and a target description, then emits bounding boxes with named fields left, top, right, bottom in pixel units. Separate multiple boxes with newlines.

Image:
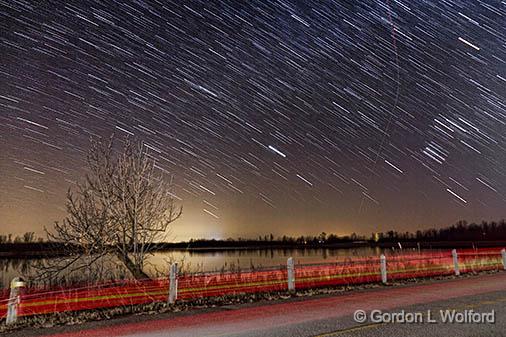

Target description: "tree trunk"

left=116, top=251, right=150, bottom=280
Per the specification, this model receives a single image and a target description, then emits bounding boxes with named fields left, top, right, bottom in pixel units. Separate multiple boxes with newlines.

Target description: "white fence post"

left=168, top=263, right=178, bottom=304
left=501, top=249, right=506, bottom=271
left=287, top=257, right=295, bottom=292
left=452, top=249, right=460, bottom=276
left=6, top=277, right=25, bottom=325
left=380, top=254, right=387, bottom=284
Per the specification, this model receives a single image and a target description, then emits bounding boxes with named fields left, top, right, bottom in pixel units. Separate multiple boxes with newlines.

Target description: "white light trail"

left=296, top=174, right=313, bottom=187
left=458, top=37, right=480, bottom=51
left=268, top=145, right=287, bottom=158
left=446, top=188, right=467, bottom=204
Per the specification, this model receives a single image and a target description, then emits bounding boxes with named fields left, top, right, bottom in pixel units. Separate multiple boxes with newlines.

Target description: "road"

left=11, top=272, right=506, bottom=337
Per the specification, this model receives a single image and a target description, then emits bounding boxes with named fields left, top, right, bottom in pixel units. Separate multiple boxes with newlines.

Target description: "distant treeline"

left=1, top=220, right=506, bottom=256
left=376, top=220, right=506, bottom=242
left=167, top=219, right=506, bottom=247
left=0, top=232, right=40, bottom=244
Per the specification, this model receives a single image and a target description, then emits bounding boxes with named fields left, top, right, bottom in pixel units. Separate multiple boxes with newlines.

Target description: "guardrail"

left=1, top=248, right=505, bottom=324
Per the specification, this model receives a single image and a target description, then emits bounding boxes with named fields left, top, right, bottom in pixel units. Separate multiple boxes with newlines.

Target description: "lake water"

left=1, top=246, right=427, bottom=287
left=147, top=247, right=386, bottom=273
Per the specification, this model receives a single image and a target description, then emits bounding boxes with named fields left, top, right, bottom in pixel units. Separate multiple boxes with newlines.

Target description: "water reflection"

left=1, top=246, right=404, bottom=285
left=147, top=247, right=385, bottom=274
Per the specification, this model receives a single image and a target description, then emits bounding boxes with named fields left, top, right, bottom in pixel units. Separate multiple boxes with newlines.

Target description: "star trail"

left=1, top=0, right=505, bottom=240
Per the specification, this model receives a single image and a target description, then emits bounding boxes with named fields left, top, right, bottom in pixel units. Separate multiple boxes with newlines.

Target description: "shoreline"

left=1, top=240, right=506, bottom=258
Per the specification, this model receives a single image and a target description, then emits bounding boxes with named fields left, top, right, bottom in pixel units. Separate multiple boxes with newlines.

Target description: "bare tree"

left=46, top=135, right=182, bottom=280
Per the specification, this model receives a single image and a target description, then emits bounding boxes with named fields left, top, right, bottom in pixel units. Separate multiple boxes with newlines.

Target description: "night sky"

left=1, top=1, right=505, bottom=240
